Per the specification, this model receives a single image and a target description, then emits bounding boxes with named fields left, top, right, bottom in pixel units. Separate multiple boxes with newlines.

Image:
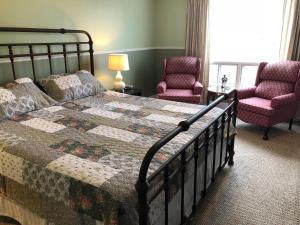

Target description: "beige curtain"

left=279, top=0, right=300, bottom=120
left=279, top=0, right=300, bottom=60
left=290, top=0, right=300, bottom=60
left=185, top=0, right=210, bottom=103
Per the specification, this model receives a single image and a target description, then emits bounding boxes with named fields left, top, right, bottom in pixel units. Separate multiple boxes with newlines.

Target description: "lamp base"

left=113, top=71, right=125, bottom=91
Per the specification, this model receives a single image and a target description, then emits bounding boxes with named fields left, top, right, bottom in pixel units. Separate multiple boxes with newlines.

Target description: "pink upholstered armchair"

left=237, top=61, right=300, bottom=140
left=156, top=56, right=203, bottom=104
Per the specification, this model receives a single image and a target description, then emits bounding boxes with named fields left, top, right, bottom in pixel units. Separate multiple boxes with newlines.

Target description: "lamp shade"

left=108, top=54, right=130, bottom=71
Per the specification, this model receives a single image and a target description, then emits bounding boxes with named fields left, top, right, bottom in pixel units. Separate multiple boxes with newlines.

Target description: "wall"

left=0, top=0, right=156, bottom=96
left=0, top=0, right=188, bottom=96
left=154, top=0, right=186, bottom=48
left=154, top=0, right=186, bottom=83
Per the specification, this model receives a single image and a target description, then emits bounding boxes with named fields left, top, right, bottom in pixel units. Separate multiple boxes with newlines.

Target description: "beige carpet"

left=191, top=120, right=300, bottom=225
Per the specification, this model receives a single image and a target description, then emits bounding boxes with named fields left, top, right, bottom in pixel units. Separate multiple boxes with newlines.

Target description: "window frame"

left=210, top=61, right=259, bottom=88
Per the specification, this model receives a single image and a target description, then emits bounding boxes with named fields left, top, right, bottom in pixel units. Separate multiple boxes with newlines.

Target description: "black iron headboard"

left=0, top=27, right=95, bottom=81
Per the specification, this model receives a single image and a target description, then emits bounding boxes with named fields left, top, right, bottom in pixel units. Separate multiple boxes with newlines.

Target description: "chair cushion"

left=165, top=74, right=196, bottom=89
left=165, top=57, right=199, bottom=74
left=158, top=89, right=201, bottom=103
left=255, top=80, right=294, bottom=100
left=238, top=97, right=274, bottom=116
left=260, top=61, right=300, bottom=83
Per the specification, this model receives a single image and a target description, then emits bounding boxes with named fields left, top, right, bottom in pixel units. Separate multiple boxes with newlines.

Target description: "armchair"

left=237, top=61, right=300, bottom=140
left=156, top=56, right=203, bottom=104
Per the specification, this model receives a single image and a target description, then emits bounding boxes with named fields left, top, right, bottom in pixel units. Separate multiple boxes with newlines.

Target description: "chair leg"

left=289, top=118, right=294, bottom=130
left=263, top=127, right=270, bottom=140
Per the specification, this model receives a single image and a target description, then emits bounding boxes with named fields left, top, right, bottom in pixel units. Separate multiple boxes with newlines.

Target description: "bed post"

left=88, top=39, right=95, bottom=75
left=228, top=90, right=238, bottom=166
left=135, top=181, right=150, bottom=225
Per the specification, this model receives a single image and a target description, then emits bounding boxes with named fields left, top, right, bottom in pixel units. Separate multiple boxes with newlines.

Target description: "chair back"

left=163, top=57, right=201, bottom=89
left=255, top=61, right=300, bottom=99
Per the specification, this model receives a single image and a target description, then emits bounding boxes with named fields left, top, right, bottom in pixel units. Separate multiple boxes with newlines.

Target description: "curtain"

left=280, top=0, right=300, bottom=119
left=290, top=0, right=300, bottom=60
left=280, top=0, right=300, bottom=60
left=290, top=1, right=300, bottom=119
left=185, top=0, right=210, bottom=103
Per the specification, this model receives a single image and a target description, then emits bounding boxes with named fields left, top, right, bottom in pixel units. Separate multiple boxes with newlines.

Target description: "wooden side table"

left=207, top=86, right=233, bottom=104
left=110, top=87, right=142, bottom=96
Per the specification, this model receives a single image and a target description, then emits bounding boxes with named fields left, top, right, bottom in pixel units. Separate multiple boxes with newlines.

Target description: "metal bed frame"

left=0, top=27, right=237, bottom=225
left=0, top=27, right=94, bottom=81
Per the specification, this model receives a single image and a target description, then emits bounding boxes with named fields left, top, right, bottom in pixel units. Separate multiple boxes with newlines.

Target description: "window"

left=209, top=0, right=285, bottom=87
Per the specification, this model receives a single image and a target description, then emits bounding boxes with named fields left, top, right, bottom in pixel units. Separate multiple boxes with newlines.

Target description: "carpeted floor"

left=1, top=120, right=299, bottom=225
left=191, top=120, right=300, bottom=225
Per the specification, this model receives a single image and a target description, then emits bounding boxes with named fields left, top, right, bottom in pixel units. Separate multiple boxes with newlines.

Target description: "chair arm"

left=271, top=93, right=297, bottom=109
left=237, top=87, right=256, bottom=99
left=157, top=81, right=167, bottom=94
left=193, top=81, right=203, bottom=95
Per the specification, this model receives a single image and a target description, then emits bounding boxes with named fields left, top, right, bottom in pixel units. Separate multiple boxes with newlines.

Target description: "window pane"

left=219, top=65, right=237, bottom=88
left=209, top=64, right=218, bottom=86
left=241, top=66, right=258, bottom=87
left=210, top=0, right=285, bottom=62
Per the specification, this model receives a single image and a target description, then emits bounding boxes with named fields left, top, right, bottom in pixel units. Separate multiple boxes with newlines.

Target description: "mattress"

left=0, top=91, right=229, bottom=225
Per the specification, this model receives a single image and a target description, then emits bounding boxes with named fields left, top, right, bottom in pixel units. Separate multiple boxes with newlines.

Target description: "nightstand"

left=110, top=87, right=142, bottom=96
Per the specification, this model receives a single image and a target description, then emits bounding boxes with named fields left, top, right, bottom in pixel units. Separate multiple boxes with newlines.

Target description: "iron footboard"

left=136, top=89, right=238, bottom=225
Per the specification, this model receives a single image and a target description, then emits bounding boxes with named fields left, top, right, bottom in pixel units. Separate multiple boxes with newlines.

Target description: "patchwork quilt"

left=0, top=91, right=225, bottom=225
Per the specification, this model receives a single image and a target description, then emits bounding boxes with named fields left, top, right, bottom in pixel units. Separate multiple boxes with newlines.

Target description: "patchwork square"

left=126, top=124, right=165, bottom=138
left=54, top=74, right=82, bottom=90
left=134, top=135, right=160, bottom=149
left=47, top=154, right=122, bottom=187
left=0, top=151, right=24, bottom=184
left=50, top=139, right=110, bottom=162
left=162, top=105, right=199, bottom=114
left=23, top=161, right=70, bottom=204
left=56, top=117, right=97, bottom=132
left=88, top=125, right=141, bottom=143
left=0, top=89, right=16, bottom=104
left=144, top=114, right=184, bottom=125
left=0, top=129, right=26, bottom=148
left=44, top=106, right=65, bottom=113
left=105, top=102, right=141, bottom=111
left=20, top=118, right=66, bottom=133
left=28, top=109, right=65, bottom=122
left=98, top=153, right=153, bottom=178
left=112, top=108, right=149, bottom=118
left=83, top=108, right=123, bottom=119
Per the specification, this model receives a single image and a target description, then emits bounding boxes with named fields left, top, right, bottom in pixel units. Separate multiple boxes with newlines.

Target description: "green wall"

left=154, top=0, right=186, bottom=84
left=0, top=0, right=157, bottom=96
left=154, top=0, right=186, bottom=48
left=0, top=0, right=155, bottom=50
left=0, top=0, right=186, bottom=96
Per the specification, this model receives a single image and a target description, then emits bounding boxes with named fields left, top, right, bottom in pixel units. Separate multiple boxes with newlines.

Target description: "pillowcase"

left=0, top=78, right=57, bottom=119
left=38, top=70, right=105, bottom=102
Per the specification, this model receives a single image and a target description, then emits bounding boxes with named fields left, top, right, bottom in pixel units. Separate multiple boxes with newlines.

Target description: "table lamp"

left=108, top=54, right=130, bottom=91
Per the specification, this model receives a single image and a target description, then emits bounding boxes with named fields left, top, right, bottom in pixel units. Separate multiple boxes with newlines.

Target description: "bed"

left=0, top=27, right=237, bottom=225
